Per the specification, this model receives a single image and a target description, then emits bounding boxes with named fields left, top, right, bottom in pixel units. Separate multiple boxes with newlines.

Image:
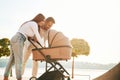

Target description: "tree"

left=0, top=38, right=12, bottom=76
left=71, top=38, right=90, bottom=78
left=0, top=38, right=10, bottom=57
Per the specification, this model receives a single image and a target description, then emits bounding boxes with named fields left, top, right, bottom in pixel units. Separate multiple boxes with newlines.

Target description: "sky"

left=0, top=0, right=120, bottom=64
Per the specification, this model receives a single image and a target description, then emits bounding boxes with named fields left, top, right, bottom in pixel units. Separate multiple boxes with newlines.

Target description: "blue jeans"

left=4, top=32, right=26, bottom=79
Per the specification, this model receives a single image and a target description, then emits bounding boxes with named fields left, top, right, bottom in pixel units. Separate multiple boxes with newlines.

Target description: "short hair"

left=32, top=13, right=45, bottom=23
left=46, top=17, right=55, bottom=24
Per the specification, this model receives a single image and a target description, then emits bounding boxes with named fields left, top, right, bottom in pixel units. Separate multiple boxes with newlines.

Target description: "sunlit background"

left=0, top=0, right=120, bottom=64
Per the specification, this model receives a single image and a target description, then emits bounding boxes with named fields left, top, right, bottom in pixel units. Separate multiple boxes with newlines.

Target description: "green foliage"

left=0, top=38, right=10, bottom=57
left=71, top=38, right=90, bottom=57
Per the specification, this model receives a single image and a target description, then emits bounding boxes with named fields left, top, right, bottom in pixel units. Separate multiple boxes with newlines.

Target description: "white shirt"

left=18, top=21, right=44, bottom=46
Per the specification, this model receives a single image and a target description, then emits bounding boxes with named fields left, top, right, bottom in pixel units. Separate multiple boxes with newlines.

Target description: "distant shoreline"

left=0, top=58, right=117, bottom=70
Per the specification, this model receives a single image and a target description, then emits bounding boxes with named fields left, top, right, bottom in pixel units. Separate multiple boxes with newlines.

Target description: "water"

left=0, top=68, right=108, bottom=80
